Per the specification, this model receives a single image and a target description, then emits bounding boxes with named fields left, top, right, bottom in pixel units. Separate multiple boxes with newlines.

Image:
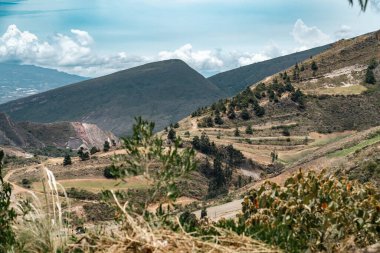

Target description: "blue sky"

left=0, top=0, right=379, bottom=77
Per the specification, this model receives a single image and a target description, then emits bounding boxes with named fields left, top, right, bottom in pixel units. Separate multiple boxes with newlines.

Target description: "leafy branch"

left=105, top=117, right=196, bottom=215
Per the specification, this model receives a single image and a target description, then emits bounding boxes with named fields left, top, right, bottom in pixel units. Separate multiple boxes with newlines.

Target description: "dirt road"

left=193, top=199, right=243, bottom=220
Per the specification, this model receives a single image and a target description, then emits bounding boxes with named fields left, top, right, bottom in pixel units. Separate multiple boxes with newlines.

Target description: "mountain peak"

left=0, top=60, right=225, bottom=136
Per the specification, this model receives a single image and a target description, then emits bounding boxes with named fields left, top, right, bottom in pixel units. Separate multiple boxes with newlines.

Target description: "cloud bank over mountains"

left=0, top=20, right=348, bottom=77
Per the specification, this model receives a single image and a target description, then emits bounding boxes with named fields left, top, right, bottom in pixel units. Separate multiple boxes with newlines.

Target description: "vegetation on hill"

left=1, top=116, right=379, bottom=252
left=0, top=151, right=16, bottom=252
left=208, top=45, right=330, bottom=96
left=0, top=118, right=281, bottom=252
left=218, top=171, right=380, bottom=252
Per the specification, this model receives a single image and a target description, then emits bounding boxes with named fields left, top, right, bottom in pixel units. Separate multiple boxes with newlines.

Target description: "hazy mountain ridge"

left=0, top=63, right=87, bottom=104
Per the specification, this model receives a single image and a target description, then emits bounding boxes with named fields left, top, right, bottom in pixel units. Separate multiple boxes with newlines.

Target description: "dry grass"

left=11, top=168, right=280, bottom=253
left=69, top=226, right=282, bottom=253
left=13, top=167, right=71, bottom=253
left=304, top=85, right=367, bottom=95
left=67, top=190, right=281, bottom=253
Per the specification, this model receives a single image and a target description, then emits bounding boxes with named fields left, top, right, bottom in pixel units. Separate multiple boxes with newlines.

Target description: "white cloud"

left=0, top=25, right=286, bottom=77
left=237, top=53, right=269, bottom=66
left=291, top=19, right=332, bottom=50
left=158, top=42, right=286, bottom=74
left=70, top=29, right=94, bottom=46
left=334, top=25, right=352, bottom=40
left=0, top=25, right=149, bottom=77
left=158, top=43, right=224, bottom=72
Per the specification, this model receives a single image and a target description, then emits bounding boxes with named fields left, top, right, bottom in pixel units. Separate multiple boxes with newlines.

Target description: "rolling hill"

left=0, top=63, right=86, bottom=104
left=208, top=44, right=331, bottom=96
left=174, top=29, right=380, bottom=192
left=0, top=60, right=226, bottom=136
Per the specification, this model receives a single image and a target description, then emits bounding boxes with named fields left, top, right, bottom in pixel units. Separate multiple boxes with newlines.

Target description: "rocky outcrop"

left=0, top=112, right=117, bottom=150
left=68, top=122, right=118, bottom=150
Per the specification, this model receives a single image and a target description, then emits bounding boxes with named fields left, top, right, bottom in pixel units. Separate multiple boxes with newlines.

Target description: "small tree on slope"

left=0, top=150, right=16, bottom=251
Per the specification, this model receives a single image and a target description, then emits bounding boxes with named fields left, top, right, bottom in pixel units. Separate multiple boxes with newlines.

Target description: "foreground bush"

left=0, top=150, right=17, bottom=252
left=219, top=171, right=380, bottom=252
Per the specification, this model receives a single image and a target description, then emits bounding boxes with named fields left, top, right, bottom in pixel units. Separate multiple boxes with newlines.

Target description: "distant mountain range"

left=0, top=60, right=224, bottom=136
left=208, top=44, right=331, bottom=96
left=0, top=63, right=86, bottom=104
left=0, top=45, right=333, bottom=137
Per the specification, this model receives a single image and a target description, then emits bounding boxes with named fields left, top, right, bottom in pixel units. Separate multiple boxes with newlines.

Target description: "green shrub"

left=219, top=171, right=380, bottom=252
left=107, top=117, right=196, bottom=212
left=311, top=61, right=318, bottom=71
left=365, top=68, right=376, bottom=84
left=282, top=128, right=290, bottom=136
left=245, top=125, right=253, bottom=134
left=90, top=147, right=99, bottom=155
left=21, top=178, right=31, bottom=188
left=103, top=141, right=111, bottom=152
left=63, top=154, right=72, bottom=166
left=104, top=165, right=117, bottom=179
left=0, top=150, right=17, bottom=252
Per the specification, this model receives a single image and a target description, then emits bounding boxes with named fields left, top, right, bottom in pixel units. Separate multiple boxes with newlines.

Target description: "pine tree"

left=245, top=125, right=253, bottom=134
left=311, top=61, right=318, bottom=71
left=77, top=147, right=84, bottom=157
left=271, top=150, right=278, bottom=163
left=240, top=109, right=250, bottom=120
left=282, top=128, right=290, bottom=136
left=200, top=207, right=207, bottom=219
left=365, top=68, right=376, bottom=84
left=291, top=89, right=305, bottom=108
left=90, top=146, right=99, bottom=155
left=103, top=141, right=110, bottom=152
left=368, top=58, right=378, bottom=70
left=0, top=150, right=16, bottom=251
left=268, top=89, right=276, bottom=102
left=254, top=104, right=265, bottom=117
left=227, top=107, right=236, bottom=119
left=234, top=127, right=240, bottom=137
left=285, top=82, right=295, bottom=92
left=63, top=154, right=72, bottom=166
left=167, top=128, right=176, bottom=141
left=213, top=156, right=225, bottom=187
left=214, top=113, right=224, bottom=125
left=81, top=152, right=90, bottom=161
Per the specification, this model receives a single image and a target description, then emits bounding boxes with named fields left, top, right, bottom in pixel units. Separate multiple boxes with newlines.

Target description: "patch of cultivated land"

left=298, top=65, right=368, bottom=95
left=328, top=132, right=380, bottom=158
left=32, top=176, right=150, bottom=193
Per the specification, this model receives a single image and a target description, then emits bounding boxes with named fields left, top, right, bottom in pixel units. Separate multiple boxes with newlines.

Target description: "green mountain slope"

left=208, top=45, right=331, bottom=96
left=0, top=60, right=225, bottom=136
left=177, top=29, right=380, bottom=169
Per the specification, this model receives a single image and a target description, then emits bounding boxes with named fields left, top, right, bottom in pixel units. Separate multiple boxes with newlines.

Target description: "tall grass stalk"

left=13, top=167, right=71, bottom=253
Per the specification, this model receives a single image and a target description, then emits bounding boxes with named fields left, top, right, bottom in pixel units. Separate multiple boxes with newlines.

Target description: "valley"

left=1, top=28, right=380, bottom=253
